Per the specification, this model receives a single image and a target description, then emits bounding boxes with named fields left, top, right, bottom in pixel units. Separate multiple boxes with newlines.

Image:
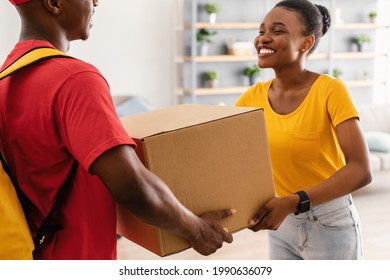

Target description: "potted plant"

left=243, top=64, right=261, bottom=85
left=351, top=35, right=370, bottom=52
left=332, top=68, right=342, bottom=78
left=196, top=28, right=217, bottom=56
left=202, top=71, right=218, bottom=88
left=204, top=3, right=220, bottom=24
left=369, top=12, right=377, bottom=24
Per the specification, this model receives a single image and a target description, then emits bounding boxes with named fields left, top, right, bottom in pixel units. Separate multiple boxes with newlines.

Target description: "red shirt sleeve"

left=54, top=70, right=136, bottom=171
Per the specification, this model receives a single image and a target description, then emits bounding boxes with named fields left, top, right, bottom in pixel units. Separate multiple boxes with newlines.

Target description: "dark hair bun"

left=315, top=4, right=331, bottom=36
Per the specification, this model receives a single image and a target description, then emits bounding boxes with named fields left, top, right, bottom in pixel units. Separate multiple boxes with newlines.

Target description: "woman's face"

left=58, top=0, right=99, bottom=41
left=254, top=7, right=307, bottom=70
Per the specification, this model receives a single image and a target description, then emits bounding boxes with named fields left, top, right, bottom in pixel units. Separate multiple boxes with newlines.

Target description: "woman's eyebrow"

left=260, top=22, right=287, bottom=28
left=272, top=22, right=286, bottom=27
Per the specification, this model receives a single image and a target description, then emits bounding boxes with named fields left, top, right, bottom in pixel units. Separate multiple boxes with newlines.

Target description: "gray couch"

left=112, top=95, right=153, bottom=117
left=355, top=103, right=390, bottom=195
left=357, top=103, right=390, bottom=174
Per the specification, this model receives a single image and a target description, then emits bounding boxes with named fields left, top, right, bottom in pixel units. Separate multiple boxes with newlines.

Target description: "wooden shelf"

left=183, top=55, right=256, bottom=62
left=310, top=53, right=329, bottom=60
left=334, top=23, right=389, bottom=30
left=184, top=23, right=389, bottom=31
left=308, top=52, right=387, bottom=60
left=182, top=54, right=328, bottom=62
left=179, top=80, right=387, bottom=97
left=332, top=52, right=387, bottom=59
left=184, top=22, right=259, bottom=29
left=345, top=79, right=387, bottom=87
left=181, top=52, right=387, bottom=63
left=181, top=86, right=249, bottom=96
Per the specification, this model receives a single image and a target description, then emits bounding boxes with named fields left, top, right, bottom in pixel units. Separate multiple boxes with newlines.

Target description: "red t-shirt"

left=0, top=40, right=136, bottom=259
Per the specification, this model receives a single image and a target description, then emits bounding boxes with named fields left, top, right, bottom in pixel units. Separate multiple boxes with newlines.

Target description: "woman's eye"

left=258, top=30, right=265, bottom=35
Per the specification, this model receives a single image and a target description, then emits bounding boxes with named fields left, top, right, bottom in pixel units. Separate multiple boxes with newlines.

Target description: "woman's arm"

left=306, top=117, right=372, bottom=205
left=248, top=117, right=372, bottom=231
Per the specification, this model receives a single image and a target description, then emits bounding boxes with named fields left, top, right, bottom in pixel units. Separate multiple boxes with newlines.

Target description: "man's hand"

left=190, top=209, right=236, bottom=256
left=91, top=145, right=236, bottom=256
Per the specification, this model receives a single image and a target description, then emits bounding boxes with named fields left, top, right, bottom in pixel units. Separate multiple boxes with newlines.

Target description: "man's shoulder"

left=49, top=56, right=101, bottom=76
left=8, top=40, right=102, bottom=76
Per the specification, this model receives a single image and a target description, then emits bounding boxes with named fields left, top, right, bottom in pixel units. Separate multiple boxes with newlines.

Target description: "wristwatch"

left=294, top=191, right=311, bottom=215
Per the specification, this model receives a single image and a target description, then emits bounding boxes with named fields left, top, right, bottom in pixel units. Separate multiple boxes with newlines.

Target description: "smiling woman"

left=235, top=0, right=372, bottom=260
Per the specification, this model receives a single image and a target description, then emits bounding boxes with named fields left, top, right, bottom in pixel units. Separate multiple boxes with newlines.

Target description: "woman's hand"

left=248, top=195, right=299, bottom=232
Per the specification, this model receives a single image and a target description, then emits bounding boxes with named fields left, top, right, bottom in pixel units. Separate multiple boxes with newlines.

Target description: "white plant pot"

left=198, top=43, right=209, bottom=56
left=209, top=13, right=216, bottom=24
left=206, top=79, right=218, bottom=88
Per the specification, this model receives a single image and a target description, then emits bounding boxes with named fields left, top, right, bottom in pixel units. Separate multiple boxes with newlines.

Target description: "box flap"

left=120, top=104, right=260, bottom=139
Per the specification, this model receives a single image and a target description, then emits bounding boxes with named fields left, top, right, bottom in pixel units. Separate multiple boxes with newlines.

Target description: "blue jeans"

left=268, top=194, right=363, bottom=260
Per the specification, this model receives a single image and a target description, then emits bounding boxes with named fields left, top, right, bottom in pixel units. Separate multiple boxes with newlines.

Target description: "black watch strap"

left=294, top=191, right=311, bottom=215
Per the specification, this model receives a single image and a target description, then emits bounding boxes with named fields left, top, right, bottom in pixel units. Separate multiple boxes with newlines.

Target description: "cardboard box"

left=117, top=104, right=275, bottom=257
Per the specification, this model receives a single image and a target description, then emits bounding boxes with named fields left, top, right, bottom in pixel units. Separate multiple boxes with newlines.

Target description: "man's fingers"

left=200, top=208, right=236, bottom=220
left=224, top=232, right=233, bottom=243
left=217, top=208, right=237, bottom=220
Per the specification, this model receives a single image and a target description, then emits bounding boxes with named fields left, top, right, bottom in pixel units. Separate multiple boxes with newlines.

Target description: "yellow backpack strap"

left=0, top=47, right=71, bottom=80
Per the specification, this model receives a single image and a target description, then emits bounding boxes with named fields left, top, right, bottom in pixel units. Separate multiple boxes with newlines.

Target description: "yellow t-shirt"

left=235, top=74, right=359, bottom=197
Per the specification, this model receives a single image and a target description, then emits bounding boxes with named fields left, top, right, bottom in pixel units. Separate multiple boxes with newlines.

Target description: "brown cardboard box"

left=117, top=104, right=275, bottom=257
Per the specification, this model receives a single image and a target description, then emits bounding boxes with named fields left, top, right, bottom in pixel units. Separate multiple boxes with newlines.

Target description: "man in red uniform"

left=0, top=0, right=234, bottom=259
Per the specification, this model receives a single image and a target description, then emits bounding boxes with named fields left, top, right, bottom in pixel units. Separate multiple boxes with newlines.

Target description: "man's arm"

left=90, top=144, right=234, bottom=256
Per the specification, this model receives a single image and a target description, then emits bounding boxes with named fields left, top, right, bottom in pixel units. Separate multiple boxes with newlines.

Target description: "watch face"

left=300, top=199, right=311, bottom=213
left=295, top=191, right=311, bottom=214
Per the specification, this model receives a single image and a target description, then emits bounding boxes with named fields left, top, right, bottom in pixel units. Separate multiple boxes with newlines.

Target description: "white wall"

left=0, top=0, right=176, bottom=109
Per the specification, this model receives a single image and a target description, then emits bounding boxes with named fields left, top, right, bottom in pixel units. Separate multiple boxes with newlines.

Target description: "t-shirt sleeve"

left=55, top=70, right=136, bottom=172
left=326, top=78, right=359, bottom=127
left=235, top=83, right=264, bottom=108
left=235, top=89, right=251, bottom=107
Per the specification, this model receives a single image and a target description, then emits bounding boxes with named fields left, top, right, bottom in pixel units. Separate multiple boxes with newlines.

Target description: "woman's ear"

left=301, top=35, right=315, bottom=53
left=43, top=0, right=62, bottom=14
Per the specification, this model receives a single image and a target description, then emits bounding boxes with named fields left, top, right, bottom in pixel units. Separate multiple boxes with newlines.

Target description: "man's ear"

left=43, top=0, right=62, bottom=14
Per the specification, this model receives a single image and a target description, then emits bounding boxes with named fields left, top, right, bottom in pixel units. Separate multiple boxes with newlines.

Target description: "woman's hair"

left=274, top=0, right=331, bottom=54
